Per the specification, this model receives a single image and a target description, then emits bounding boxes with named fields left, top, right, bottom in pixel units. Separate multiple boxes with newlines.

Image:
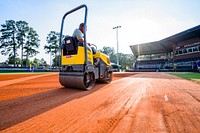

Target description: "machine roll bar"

left=59, top=4, right=88, bottom=67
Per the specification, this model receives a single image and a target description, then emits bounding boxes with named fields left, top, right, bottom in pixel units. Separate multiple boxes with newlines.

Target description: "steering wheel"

left=90, top=44, right=97, bottom=50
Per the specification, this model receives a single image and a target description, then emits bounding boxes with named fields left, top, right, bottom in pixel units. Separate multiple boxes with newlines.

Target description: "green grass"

left=169, top=72, right=200, bottom=82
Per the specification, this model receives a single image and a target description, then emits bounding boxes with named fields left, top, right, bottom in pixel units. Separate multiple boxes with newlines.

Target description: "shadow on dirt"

left=0, top=83, right=106, bottom=130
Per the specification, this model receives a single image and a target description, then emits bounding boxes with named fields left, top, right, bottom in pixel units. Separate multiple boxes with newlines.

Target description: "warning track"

left=0, top=72, right=200, bottom=132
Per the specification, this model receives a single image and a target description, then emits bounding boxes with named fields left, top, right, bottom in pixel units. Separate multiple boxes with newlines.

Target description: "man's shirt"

left=72, top=28, right=83, bottom=40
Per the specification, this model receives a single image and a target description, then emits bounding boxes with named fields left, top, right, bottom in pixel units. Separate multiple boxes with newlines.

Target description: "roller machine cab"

left=59, top=5, right=113, bottom=90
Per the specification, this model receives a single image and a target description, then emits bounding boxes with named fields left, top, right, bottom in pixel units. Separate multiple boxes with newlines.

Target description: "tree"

left=22, top=58, right=31, bottom=67
left=39, top=58, right=47, bottom=67
left=24, top=27, right=40, bottom=66
left=30, top=58, right=47, bottom=68
left=7, top=55, right=21, bottom=66
left=0, top=20, right=18, bottom=67
left=52, top=55, right=60, bottom=68
left=118, top=53, right=135, bottom=69
left=99, top=46, right=115, bottom=55
left=16, top=21, right=29, bottom=67
left=32, top=58, right=39, bottom=67
left=99, top=46, right=135, bottom=69
left=44, top=31, right=60, bottom=68
left=100, top=46, right=117, bottom=63
left=0, top=20, right=40, bottom=67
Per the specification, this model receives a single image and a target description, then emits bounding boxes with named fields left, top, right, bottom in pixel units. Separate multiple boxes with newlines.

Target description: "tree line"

left=0, top=20, right=134, bottom=69
left=99, top=46, right=135, bottom=69
left=0, top=20, right=40, bottom=67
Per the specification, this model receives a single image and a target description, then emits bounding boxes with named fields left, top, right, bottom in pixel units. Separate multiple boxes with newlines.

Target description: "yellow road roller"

left=59, top=5, right=113, bottom=90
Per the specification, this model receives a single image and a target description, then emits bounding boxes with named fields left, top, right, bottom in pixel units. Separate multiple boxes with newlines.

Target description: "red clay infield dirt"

left=0, top=72, right=200, bottom=132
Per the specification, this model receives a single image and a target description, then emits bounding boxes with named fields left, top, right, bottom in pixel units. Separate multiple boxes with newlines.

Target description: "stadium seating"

left=133, top=57, right=200, bottom=72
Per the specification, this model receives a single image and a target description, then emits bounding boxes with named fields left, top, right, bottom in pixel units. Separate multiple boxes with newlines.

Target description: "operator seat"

left=62, top=36, right=78, bottom=55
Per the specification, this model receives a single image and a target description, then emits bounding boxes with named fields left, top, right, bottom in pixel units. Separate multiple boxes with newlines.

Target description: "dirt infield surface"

left=0, top=72, right=200, bottom=132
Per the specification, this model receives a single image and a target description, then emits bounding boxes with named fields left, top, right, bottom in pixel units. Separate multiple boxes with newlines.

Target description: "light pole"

left=50, top=45, right=52, bottom=69
left=113, top=26, right=121, bottom=65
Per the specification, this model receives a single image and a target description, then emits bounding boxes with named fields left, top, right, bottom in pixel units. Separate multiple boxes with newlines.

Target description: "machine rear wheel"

left=97, top=71, right=113, bottom=83
left=84, top=72, right=96, bottom=90
left=105, top=71, right=112, bottom=83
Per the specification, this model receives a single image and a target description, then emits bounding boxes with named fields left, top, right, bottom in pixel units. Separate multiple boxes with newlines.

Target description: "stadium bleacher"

left=130, top=25, right=200, bottom=72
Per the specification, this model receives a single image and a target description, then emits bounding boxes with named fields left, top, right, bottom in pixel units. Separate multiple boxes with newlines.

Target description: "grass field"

left=169, top=72, right=200, bottom=82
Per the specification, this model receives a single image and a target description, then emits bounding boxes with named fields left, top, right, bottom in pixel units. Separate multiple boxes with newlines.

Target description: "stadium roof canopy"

left=130, top=25, right=200, bottom=57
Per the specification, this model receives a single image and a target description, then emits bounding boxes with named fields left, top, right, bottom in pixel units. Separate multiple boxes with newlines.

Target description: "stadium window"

left=183, top=49, right=187, bottom=53
left=198, top=46, right=200, bottom=51
left=178, top=50, right=183, bottom=54
left=175, top=51, right=178, bottom=55
left=188, top=48, right=192, bottom=53
left=193, top=46, right=198, bottom=52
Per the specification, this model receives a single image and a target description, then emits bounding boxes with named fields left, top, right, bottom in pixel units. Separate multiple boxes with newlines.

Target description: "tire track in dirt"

left=66, top=77, right=146, bottom=133
left=114, top=73, right=168, bottom=133
left=126, top=73, right=200, bottom=133
left=159, top=74, right=200, bottom=133
left=126, top=73, right=169, bottom=133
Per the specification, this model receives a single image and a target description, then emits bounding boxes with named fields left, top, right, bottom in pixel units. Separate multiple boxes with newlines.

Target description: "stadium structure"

left=130, top=25, right=200, bottom=72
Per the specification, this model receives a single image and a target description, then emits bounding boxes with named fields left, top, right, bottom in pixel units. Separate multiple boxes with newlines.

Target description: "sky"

left=0, top=0, right=200, bottom=64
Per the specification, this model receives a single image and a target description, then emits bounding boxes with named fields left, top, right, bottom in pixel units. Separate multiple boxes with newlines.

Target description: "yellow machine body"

left=93, top=52, right=111, bottom=66
left=59, top=4, right=112, bottom=90
left=59, top=42, right=113, bottom=90
left=62, top=46, right=93, bottom=65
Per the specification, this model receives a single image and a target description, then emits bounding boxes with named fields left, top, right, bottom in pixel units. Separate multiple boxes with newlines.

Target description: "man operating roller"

left=72, top=23, right=96, bottom=54
left=72, top=23, right=84, bottom=44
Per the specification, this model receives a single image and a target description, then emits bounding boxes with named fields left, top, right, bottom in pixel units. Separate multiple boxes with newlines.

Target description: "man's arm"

left=77, top=38, right=84, bottom=43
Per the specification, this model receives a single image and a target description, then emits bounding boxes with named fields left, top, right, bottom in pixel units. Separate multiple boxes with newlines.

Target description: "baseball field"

left=0, top=72, right=200, bottom=132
